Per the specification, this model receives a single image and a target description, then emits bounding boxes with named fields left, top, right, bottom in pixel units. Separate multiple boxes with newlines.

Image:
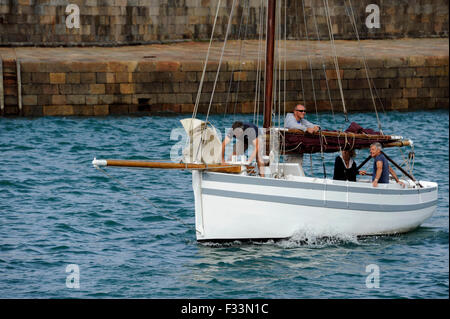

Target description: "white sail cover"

left=180, top=118, right=222, bottom=164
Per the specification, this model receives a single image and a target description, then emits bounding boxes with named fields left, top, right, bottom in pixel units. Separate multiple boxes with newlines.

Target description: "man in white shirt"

left=284, top=104, right=319, bottom=133
left=283, top=104, right=319, bottom=175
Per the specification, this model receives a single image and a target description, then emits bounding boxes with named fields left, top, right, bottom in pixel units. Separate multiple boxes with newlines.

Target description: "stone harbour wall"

left=7, top=54, right=448, bottom=117
left=0, top=0, right=448, bottom=47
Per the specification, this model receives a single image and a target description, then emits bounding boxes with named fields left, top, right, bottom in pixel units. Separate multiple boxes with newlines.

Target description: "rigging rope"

left=253, top=0, right=265, bottom=127
left=196, top=0, right=237, bottom=162
left=344, top=0, right=384, bottom=134
left=204, top=0, right=237, bottom=125
left=311, top=5, right=336, bottom=125
left=301, top=0, right=320, bottom=124
left=323, top=0, right=348, bottom=122
left=318, top=128, right=327, bottom=179
left=192, top=0, right=222, bottom=121
left=294, top=3, right=306, bottom=107
left=231, top=0, right=251, bottom=120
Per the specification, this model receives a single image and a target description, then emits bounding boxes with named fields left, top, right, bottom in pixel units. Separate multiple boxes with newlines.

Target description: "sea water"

left=0, top=110, right=448, bottom=298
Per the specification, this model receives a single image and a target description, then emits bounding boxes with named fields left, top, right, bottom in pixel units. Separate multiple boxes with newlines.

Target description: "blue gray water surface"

left=0, top=110, right=448, bottom=298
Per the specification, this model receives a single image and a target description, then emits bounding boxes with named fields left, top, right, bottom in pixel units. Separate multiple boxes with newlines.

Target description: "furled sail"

left=282, top=122, right=410, bottom=155
left=180, top=118, right=223, bottom=164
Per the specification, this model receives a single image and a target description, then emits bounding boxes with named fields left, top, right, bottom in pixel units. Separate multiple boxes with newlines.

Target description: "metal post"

left=17, top=59, right=22, bottom=115
left=0, top=59, right=4, bottom=115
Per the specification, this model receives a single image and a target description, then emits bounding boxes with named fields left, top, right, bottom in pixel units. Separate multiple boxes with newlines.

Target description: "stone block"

left=96, top=72, right=116, bottom=84
left=336, top=57, right=362, bottom=69
left=49, top=73, right=66, bottom=84
left=348, top=79, right=370, bottom=89
left=94, top=105, right=109, bottom=116
left=408, top=56, right=427, bottom=67
left=58, top=84, right=73, bottom=95
left=383, top=57, right=408, bottom=68
left=120, top=83, right=135, bottom=94
left=67, top=73, right=81, bottom=84
left=343, top=69, right=357, bottom=79
left=89, top=84, right=106, bottom=94
left=436, top=67, right=449, bottom=76
left=85, top=95, right=99, bottom=105
left=398, top=68, right=417, bottom=77
left=80, top=72, right=97, bottom=84
left=175, top=94, right=193, bottom=104
left=425, top=56, right=449, bottom=67
left=136, top=61, right=157, bottom=72
left=415, top=67, right=432, bottom=77
left=22, top=105, right=43, bottom=117
left=22, top=84, right=41, bottom=95
left=20, top=72, right=32, bottom=84
left=43, top=105, right=74, bottom=116
left=233, top=72, right=248, bottom=81
left=73, top=105, right=94, bottom=116
left=105, top=84, right=121, bottom=94
left=157, top=93, right=177, bottom=104
left=429, top=87, right=448, bottom=98
left=106, top=62, right=128, bottom=73
left=68, top=62, right=108, bottom=73
left=17, top=61, right=42, bottom=73
left=109, top=104, right=129, bottom=114
left=325, top=69, right=344, bottom=80
left=32, top=72, right=49, bottom=84
left=438, top=77, right=449, bottom=87
left=285, top=60, right=308, bottom=71
left=71, top=84, right=90, bottom=95
left=156, top=61, right=181, bottom=72
left=22, top=95, right=37, bottom=106
left=116, top=72, right=132, bottom=83
left=364, top=58, right=384, bottom=69
left=181, top=61, right=204, bottom=72
left=407, top=98, right=430, bottom=110
left=377, top=69, right=397, bottom=78
left=52, top=95, right=66, bottom=105
left=180, top=103, right=195, bottom=113
left=403, top=88, right=418, bottom=98
left=66, top=95, right=86, bottom=104
left=405, top=78, right=423, bottom=88
left=423, top=77, right=439, bottom=87
left=172, top=72, right=186, bottom=82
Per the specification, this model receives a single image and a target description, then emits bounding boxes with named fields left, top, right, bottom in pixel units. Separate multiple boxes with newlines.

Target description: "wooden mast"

left=263, top=0, right=276, bottom=129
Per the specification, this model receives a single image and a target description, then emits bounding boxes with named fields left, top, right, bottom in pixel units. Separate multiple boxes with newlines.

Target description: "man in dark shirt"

left=221, top=121, right=264, bottom=176
left=360, top=142, right=405, bottom=187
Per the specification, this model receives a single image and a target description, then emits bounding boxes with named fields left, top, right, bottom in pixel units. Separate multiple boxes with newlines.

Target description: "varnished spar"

left=92, top=159, right=248, bottom=174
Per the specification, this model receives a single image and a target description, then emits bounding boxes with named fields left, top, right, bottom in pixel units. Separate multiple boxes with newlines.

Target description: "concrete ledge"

left=1, top=39, right=448, bottom=116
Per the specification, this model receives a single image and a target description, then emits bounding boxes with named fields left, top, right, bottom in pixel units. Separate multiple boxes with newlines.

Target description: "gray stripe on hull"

left=202, top=172, right=436, bottom=195
left=202, top=188, right=438, bottom=212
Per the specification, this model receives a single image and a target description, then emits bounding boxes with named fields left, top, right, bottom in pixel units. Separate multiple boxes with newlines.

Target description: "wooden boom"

left=285, top=129, right=403, bottom=141
left=92, top=159, right=245, bottom=174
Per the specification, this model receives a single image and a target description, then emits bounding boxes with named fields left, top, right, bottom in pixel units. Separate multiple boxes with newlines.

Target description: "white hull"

left=192, top=170, right=438, bottom=241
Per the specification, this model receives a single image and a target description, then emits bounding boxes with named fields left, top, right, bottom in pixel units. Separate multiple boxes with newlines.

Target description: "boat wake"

left=277, top=230, right=360, bottom=248
left=198, top=229, right=361, bottom=248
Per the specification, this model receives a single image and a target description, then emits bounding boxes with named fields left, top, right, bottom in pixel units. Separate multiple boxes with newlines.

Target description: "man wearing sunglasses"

left=284, top=104, right=320, bottom=133
left=283, top=104, right=320, bottom=176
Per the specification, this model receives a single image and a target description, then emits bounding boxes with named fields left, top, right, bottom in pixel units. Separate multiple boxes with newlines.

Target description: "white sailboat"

left=93, top=0, right=438, bottom=241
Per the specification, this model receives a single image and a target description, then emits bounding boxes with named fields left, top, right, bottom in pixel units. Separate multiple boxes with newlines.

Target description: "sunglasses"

left=295, top=109, right=306, bottom=113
